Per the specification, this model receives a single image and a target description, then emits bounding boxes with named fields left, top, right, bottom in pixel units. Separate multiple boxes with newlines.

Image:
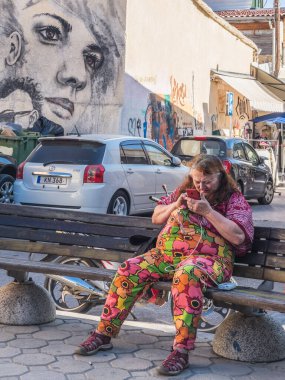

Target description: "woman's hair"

left=178, top=154, right=239, bottom=203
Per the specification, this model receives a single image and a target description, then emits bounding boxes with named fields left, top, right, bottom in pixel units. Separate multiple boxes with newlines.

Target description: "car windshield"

left=172, top=139, right=226, bottom=159
left=27, top=140, right=106, bottom=165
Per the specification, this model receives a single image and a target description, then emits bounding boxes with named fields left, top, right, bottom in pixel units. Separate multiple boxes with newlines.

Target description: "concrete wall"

left=0, top=0, right=126, bottom=136
left=122, top=0, right=256, bottom=150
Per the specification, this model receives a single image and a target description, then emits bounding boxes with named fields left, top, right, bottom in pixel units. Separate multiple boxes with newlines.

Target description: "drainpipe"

left=274, top=0, right=281, bottom=77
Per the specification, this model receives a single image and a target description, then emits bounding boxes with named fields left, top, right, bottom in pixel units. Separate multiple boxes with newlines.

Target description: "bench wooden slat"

left=232, top=266, right=264, bottom=279
left=204, top=286, right=285, bottom=313
left=0, top=225, right=142, bottom=251
left=0, top=215, right=159, bottom=239
left=0, top=240, right=134, bottom=262
left=0, top=204, right=160, bottom=229
left=0, top=257, right=117, bottom=282
left=263, top=268, right=285, bottom=282
left=235, top=253, right=266, bottom=266
left=265, top=254, right=285, bottom=269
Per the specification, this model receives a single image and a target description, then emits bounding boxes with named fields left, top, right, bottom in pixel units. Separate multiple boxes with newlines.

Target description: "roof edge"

left=192, top=0, right=258, bottom=52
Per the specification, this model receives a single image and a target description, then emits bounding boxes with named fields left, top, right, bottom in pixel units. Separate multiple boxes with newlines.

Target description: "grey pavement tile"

left=41, top=342, right=77, bottom=356
left=56, top=322, right=93, bottom=332
left=210, top=362, right=252, bottom=376
left=196, top=332, right=214, bottom=343
left=3, top=326, right=40, bottom=334
left=13, top=353, right=56, bottom=366
left=64, top=334, right=88, bottom=346
left=193, top=345, right=219, bottom=358
left=68, top=374, right=86, bottom=380
left=9, top=338, right=47, bottom=349
left=76, top=351, right=116, bottom=363
left=111, top=338, right=140, bottom=354
left=190, top=375, right=231, bottom=379
left=21, top=370, right=66, bottom=380
left=0, top=346, right=21, bottom=358
left=141, top=328, right=174, bottom=337
left=111, top=355, right=153, bottom=371
left=135, top=348, right=168, bottom=361
left=232, top=369, right=285, bottom=380
left=152, top=339, right=173, bottom=351
left=33, top=329, right=72, bottom=340
left=189, top=355, right=212, bottom=367
left=0, top=363, right=28, bottom=377
left=122, top=332, right=158, bottom=345
left=49, top=356, right=92, bottom=374
left=86, top=367, right=130, bottom=380
left=0, top=332, right=15, bottom=342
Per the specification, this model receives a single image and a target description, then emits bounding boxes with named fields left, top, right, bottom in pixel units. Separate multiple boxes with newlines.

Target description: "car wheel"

left=0, top=174, right=15, bottom=204
left=107, top=190, right=130, bottom=215
left=258, top=180, right=274, bottom=205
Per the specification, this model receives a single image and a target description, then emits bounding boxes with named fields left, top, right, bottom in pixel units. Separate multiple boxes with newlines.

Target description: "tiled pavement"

left=1, top=311, right=285, bottom=379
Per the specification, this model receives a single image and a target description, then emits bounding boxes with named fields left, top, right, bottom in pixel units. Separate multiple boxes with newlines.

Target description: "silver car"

left=14, top=134, right=188, bottom=215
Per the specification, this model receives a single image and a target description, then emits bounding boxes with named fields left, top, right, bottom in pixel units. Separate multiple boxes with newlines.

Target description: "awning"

left=212, top=71, right=284, bottom=112
left=251, top=112, right=285, bottom=124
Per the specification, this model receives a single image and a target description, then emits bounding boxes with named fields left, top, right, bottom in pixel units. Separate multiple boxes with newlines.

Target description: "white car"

left=14, top=134, right=188, bottom=215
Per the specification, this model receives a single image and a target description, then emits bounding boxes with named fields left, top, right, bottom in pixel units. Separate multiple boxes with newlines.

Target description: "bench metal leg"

left=212, top=311, right=285, bottom=362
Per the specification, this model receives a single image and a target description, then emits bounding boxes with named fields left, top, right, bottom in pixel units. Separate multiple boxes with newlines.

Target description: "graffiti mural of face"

left=0, top=89, right=39, bottom=129
left=13, top=0, right=104, bottom=132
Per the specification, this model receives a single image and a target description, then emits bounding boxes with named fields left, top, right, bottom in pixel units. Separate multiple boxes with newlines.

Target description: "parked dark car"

left=0, top=153, right=17, bottom=203
left=170, top=136, right=274, bottom=205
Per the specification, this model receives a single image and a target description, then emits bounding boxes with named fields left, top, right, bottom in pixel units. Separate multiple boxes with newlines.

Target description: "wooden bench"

left=0, top=204, right=285, bottom=362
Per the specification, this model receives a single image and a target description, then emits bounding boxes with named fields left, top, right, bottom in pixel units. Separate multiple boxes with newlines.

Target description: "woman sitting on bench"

left=75, top=154, right=254, bottom=376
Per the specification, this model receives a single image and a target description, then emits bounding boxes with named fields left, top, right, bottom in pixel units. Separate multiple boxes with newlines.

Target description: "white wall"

left=122, top=0, right=256, bottom=150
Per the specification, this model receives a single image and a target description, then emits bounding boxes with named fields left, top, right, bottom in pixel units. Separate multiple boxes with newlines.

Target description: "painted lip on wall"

left=45, top=97, right=74, bottom=119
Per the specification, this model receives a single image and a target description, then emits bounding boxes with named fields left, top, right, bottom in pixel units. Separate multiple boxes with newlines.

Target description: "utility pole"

left=274, top=0, right=281, bottom=77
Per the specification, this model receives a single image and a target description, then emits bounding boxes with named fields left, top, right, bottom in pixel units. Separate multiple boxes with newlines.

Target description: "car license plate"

left=37, top=176, right=67, bottom=185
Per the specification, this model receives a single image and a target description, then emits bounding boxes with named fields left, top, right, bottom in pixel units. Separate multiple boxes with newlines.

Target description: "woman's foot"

left=157, top=349, right=189, bottom=376
left=75, top=331, right=113, bottom=356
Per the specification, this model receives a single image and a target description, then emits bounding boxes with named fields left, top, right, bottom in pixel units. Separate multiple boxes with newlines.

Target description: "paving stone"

left=33, top=330, right=71, bottom=340
left=196, top=332, right=214, bottom=343
left=189, top=355, right=212, bottom=367
left=0, top=346, right=21, bottom=358
left=49, top=357, right=91, bottom=373
left=0, top=332, right=15, bottom=342
left=193, top=345, right=219, bottom=358
left=76, top=351, right=116, bottom=363
left=135, top=348, right=168, bottom=361
left=190, top=375, right=230, bottom=379
left=42, top=342, right=77, bottom=356
left=41, top=318, right=64, bottom=326
left=10, top=338, right=47, bottom=349
left=86, top=367, right=130, bottom=379
left=232, top=370, right=285, bottom=380
left=21, top=370, right=66, bottom=380
left=111, top=356, right=152, bottom=371
left=123, top=332, right=158, bottom=345
left=0, top=363, right=28, bottom=376
left=111, top=339, right=138, bottom=354
left=68, top=374, right=86, bottom=380
left=13, top=353, right=55, bottom=366
left=140, top=328, right=174, bottom=337
left=211, top=362, right=252, bottom=376
left=64, top=334, right=88, bottom=346
left=56, top=322, right=92, bottom=332
left=4, top=326, right=40, bottom=334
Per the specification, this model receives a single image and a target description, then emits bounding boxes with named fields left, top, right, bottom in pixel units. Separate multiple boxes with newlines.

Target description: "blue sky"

left=264, top=1, right=285, bottom=7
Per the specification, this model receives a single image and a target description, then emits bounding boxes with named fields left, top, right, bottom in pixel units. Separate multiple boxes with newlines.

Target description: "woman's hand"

left=186, top=193, right=212, bottom=216
left=152, top=192, right=187, bottom=225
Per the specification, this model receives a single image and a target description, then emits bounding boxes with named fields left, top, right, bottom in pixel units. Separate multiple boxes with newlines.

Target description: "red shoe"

left=157, top=349, right=189, bottom=376
left=75, top=331, right=113, bottom=356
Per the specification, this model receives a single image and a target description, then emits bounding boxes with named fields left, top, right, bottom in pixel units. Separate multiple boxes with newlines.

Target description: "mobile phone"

left=186, top=188, right=200, bottom=200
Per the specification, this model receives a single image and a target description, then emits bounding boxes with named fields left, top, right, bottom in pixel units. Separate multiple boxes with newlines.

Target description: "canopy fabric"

left=214, top=73, right=284, bottom=112
left=251, top=112, right=285, bottom=124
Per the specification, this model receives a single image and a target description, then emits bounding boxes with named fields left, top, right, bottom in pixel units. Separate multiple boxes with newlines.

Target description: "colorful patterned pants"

left=97, top=209, right=234, bottom=351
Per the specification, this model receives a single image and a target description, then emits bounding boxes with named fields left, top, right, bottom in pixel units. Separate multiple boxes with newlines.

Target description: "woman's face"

left=191, top=169, right=220, bottom=197
left=14, top=0, right=104, bottom=132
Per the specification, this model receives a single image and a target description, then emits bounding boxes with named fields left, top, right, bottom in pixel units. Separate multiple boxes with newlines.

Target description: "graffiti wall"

left=0, top=0, right=126, bottom=136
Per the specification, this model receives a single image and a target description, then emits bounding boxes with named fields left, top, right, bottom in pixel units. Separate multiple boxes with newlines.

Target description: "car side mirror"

left=259, top=156, right=268, bottom=164
left=171, top=156, right=182, bottom=166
